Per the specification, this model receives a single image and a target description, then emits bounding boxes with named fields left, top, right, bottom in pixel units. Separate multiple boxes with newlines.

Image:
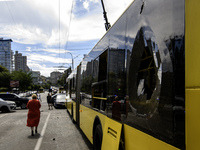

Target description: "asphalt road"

left=0, top=92, right=92, bottom=150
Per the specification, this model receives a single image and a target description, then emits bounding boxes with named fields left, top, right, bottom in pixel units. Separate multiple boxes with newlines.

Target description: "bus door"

left=76, top=64, right=81, bottom=126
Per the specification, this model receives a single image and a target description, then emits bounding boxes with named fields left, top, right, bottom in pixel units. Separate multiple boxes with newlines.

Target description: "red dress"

left=26, top=99, right=41, bottom=127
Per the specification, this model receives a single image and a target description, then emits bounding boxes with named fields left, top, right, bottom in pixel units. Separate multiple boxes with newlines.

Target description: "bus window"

left=98, top=50, right=107, bottom=81
left=92, top=81, right=107, bottom=111
left=106, top=49, right=126, bottom=121
left=91, top=50, right=108, bottom=111
left=127, top=26, right=185, bottom=148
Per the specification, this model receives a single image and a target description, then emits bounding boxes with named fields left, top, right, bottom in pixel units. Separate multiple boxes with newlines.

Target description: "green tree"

left=0, top=65, right=11, bottom=91
left=11, top=71, right=33, bottom=91
left=57, top=67, right=71, bottom=86
left=44, top=81, right=51, bottom=89
left=0, top=65, right=9, bottom=72
left=0, top=72, right=11, bottom=91
left=32, top=84, right=41, bottom=91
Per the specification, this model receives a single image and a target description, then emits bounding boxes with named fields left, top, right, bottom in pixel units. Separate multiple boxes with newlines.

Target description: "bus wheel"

left=93, top=124, right=102, bottom=150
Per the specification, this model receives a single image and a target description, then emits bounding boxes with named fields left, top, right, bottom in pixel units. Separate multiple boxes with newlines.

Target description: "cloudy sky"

left=0, top=0, right=133, bottom=77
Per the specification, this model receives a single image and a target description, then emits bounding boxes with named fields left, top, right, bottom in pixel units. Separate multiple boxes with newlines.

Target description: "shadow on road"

left=27, top=133, right=41, bottom=139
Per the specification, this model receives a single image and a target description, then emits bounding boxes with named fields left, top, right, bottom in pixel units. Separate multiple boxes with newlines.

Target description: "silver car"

left=0, top=98, right=16, bottom=112
left=53, top=94, right=67, bottom=109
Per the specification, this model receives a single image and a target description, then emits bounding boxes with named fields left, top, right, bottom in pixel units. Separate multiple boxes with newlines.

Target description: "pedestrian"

left=112, top=96, right=121, bottom=121
left=37, top=92, right=41, bottom=102
left=50, top=96, right=54, bottom=109
left=47, top=93, right=52, bottom=110
left=26, top=94, right=41, bottom=136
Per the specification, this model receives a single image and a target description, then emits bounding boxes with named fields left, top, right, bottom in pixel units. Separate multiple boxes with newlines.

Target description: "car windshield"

left=56, top=94, right=66, bottom=102
left=57, top=95, right=66, bottom=99
left=13, top=93, right=21, bottom=98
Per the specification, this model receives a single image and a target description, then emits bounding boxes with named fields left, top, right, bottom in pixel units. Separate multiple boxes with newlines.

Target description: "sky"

left=0, top=0, right=133, bottom=77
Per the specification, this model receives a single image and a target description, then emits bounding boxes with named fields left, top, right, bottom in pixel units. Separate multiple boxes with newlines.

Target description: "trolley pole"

left=101, top=0, right=111, bottom=31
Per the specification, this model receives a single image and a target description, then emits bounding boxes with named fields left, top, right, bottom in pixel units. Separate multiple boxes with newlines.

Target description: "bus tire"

left=93, top=124, right=102, bottom=150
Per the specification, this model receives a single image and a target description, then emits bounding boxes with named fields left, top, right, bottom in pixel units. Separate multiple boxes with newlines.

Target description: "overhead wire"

left=64, top=0, right=75, bottom=63
left=59, top=0, right=61, bottom=65
left=5, top=0, right=17, bottom=26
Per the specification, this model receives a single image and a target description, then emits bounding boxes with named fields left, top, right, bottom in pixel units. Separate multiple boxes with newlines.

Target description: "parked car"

left=53, top=93, right=67, bottom=109
left=0, top=98, right=16, bottom=112
left=0, top=93, right=29, bottom=109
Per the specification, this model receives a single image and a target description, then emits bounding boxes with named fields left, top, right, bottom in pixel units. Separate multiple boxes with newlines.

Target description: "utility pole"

left=101, top=0, right=111, bottom=31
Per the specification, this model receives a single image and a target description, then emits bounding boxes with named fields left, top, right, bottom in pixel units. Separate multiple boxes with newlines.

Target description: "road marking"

left=34, top=112, right=51, bottom=150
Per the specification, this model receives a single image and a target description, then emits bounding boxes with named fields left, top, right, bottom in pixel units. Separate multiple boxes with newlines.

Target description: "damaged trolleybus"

left=65, top=0, right=199, bottom=149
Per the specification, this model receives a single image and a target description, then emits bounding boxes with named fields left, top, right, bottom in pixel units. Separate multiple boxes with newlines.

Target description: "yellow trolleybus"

left=66, top=0, right=199, bottom=149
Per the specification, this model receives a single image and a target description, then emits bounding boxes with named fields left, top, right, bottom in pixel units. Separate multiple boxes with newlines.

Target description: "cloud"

left=83, top=0, right=89, bottom=10
left=1, top=0, right=133, bottom=45
left=27, top=53, right=71, bottom=64
left=69, top=14, right=105, bottom=41
left=27, top=61, right=55, bottom=77
left=26, top=47, right=71, bottom=54
left=0, top=0, right=72, bottom=46
left=26, top=47, right=31, bottom=52
left=27, top=53, right=71, bottom=77
left=1, top=0, right=133, bottom=77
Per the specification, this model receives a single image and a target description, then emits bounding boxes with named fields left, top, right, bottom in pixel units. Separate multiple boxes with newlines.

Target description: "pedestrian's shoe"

left=35, top=129, right=37, bottom=134
left=31, top=130, right=34, bottom=136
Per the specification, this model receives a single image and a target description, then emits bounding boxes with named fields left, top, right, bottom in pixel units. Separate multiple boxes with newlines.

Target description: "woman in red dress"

left=26, top=94, right=41, bottom=136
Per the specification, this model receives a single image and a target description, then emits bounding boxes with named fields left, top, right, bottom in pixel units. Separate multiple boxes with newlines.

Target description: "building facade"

left=14, top=51, right=29, bottom=72
left=50, top=71, right=63, bottom=85
left=0, top=38, right=13, bottom=72
left=31, top=71, right=41, bottom=85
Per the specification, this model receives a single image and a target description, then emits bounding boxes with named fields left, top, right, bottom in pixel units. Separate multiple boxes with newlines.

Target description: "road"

left=0, top=92, right=92, bottom=150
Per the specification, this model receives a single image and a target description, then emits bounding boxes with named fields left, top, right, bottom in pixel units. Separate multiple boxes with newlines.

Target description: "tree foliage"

left=57, top=67, right=71, bottom=87
left=0, top=71, right=11, bottom=91
left=0, top=65, right=11, bottom=91
left=10, top=71, right=33, bottom=91
left=0, top=65, right=9, bottom=72
left=43, top=81, right=51, bottom=89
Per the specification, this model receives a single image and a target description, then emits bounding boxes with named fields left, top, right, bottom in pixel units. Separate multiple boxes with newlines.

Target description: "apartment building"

left=14, top=51, right=29, bottom=72
left=31, top=71, right=41, bottom=85
left=0, top=38, right=13, bottom=72
left=50, top=71, right=63, bottom=85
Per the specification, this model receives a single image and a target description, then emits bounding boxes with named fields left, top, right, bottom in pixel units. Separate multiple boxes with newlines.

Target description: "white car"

left=0, top=98, right=16, bottom=112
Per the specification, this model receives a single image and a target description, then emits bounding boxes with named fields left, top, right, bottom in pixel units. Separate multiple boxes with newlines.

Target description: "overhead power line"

left=5, top=1, right=17, bottom=25
left=65, top=0, right=74, bottom=51
left=64, top=0, right=75, bottom=69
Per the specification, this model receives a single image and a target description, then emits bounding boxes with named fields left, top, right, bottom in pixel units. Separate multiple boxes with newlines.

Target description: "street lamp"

left=67, top=52, right=80, bottom=70
left=67, top=52, right=74, bottom=70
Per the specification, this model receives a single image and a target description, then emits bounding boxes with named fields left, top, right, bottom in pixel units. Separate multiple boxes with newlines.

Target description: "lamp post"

left=67, top=52, right=80, bottom=70
left=67, top=52, right=74, bottom=70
